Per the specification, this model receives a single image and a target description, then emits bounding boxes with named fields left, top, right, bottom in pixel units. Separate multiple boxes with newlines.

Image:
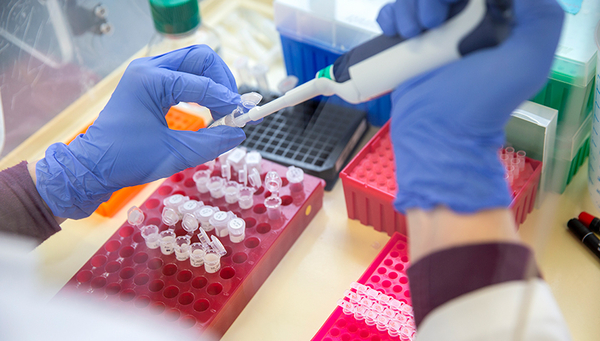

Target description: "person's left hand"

left=36, top=45, right=246, bottom=219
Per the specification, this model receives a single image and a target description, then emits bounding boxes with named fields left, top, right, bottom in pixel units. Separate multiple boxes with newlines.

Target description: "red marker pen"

left=578, top=212, right=600, bottom=233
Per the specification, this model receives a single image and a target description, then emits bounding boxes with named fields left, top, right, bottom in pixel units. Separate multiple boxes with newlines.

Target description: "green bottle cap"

left=149, top=0, right=201, bottom=35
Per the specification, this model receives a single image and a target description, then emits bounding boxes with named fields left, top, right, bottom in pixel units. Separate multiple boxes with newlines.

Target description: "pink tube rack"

left=58, top=159, right=325, bottom=338
left=340, top=122, right=542, bottom=236
left=312, top=233, right=413, bottom=341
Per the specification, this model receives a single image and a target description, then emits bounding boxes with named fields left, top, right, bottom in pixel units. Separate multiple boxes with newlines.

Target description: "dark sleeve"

left=407, top=242, right=541, bottom=327
left=0, top=161, right=61, bottom=243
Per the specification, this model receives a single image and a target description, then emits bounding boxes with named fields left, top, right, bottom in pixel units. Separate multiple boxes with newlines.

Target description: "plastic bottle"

left=146, top=0, right=220, bottom=57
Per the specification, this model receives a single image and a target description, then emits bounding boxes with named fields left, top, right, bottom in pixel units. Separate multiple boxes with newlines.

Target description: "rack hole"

left=105, top=261, right=120, bottom=273
left=119, top=267, right=135, bottom=279
left=281, top=195, right=293, bottom=206
left=178, top=292, right=194, bottom=305
left=192, top=276, right=208, bottom=289
left=253, top=204, right=266, bottom=214
left=135, top=295, right=151, bottom=308
left=177, top=270, right=193, bottom=282
left=207, top=283, right=223, bottom=295
left=119, top=246, right=135, bottom=258
left=244, top=237, right=260, bottom=249
left=119, top=226, right=135, bottom=238
left=244, top=217, right=256, bottom=228
left=134, top=274, right=149, bottom=286
left=106, top=283, right=121, bottom=295
left=120, top=289, right=135, bottom=302
left=145, top=198, right=160, bottom=209
left=162, top=263, right=178, bottom=276
left=232, top=252, right=248, bottom=264
left=76, top=271, right=92, bottom=283
left=256, top=223, right=271, bottom=234
left=149, top=280, right=165, bottom=292
left=91, top=277, right=106, bottom=289
left=163, top=285, right=180, bottom=299
left=133, top=252, right=148, bottom=264
left=91, top=255, right=107, bottom=268
left=194, top=299, right=210, bottom=312
left=148, top=258, right=163, bottom=270
left=105, top=240, right=121, bottom=252
left=220, top=267, right=236, bottom=280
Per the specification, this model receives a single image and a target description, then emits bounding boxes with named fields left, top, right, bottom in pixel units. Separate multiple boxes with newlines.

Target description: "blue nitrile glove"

left=377, top=0, right=564, bottom=213
left=36, top=45, right=246, bottom=219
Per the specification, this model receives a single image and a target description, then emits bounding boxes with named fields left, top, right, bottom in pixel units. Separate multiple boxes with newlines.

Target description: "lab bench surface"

left=1, top=0, right=599, bottom=339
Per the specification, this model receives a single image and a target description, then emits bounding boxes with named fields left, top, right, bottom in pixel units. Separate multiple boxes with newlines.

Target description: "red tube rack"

left=312, top=233, right=413, bottom=341
left=58, top=159, right=325, bottom=338
left=340, top=122, right=542, bottom=236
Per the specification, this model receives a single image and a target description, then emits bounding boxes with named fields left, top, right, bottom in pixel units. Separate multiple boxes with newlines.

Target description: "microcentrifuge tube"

left=209, top=211, right=233, bottom=237
left=163, top=194, right=189, bottom=211
left=159, top=230, right=176, bottom=255
left=252, top=63, right=270, bottom=92
left=189, top=243, right=205, bottom=267
left=233, top=56, right=253, bottom=85
left=245, top=151, right=262, bottom=173
left=277, top=75, right=298, bottom=94
left=286, top=166, right=304, bottom=192
left=221, top=162, right=232, bottom=181
left=197, top=228, right=212, bottom=251
left=162, top=207, right=180, bottom=227
left=228, top=218, right=246, bottom=243
left=174, top=236, right=191, bottom=261
left=238, top=186, right=255, bottom=210
left=516, top=150, right=526, bottom=171
left=203, top=251, right=221, bottom=273
left=178, top=199, right=203, bottom=216
left=127, top=206, right=145, bottom=227
left=193, top=170, right=212, bottom=194
left=207, top=176, right=225, bottom=199
left=265, top=171, right=282, bottom=195
left=248, top=168, right=262, bottom=189
left=141, top=225, right=160, bottom=249
left=210, top=235, right=227, bottom=256
left=264, top=195, right=282, bottom=220
left=505, top=146, right=515, bottom=160
left=224, top=181, right=240, bottom=204
left=227, top=147, right=247, bottom=172
left=238, top=165, right=248, bottom=186
left=182, top=213, right=199, bottom=234
left=195, top=206, right=218, bottom=231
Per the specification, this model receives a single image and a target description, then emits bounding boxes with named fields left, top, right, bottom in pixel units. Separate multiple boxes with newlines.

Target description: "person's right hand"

left=377, top=0, right=564, bottom=213
left=36, top=45, right=246, bottom=219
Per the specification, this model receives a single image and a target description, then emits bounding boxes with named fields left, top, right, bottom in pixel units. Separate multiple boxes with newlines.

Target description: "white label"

left=213, top=211, right=228, bottom=221
left=183, top=201, right=197, bottom=210
left=229, top=218, right=245, bottom=230
left=169, top=195, right=183, bottom=204
left=199, top=207, right=214, bottom=217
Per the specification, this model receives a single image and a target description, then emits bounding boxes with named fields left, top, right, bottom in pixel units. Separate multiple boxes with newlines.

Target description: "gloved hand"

left=377, top=0, right=564, bottom=213
left=36, top=45, right=246, bottom=219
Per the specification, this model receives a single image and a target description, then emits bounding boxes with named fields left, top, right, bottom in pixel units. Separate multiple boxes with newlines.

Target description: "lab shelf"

left=312, top=232, right=414, bottom=341
left=67, top=106, right=206, bottom=217
left=340, top=122, right=542, bottom=236
left=58, top=159, right=325, bottom=338
left=241, top=97, right=368, bottom=191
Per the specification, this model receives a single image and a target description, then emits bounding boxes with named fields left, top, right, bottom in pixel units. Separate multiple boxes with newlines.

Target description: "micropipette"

left=208, top=0, right=511, bottom=128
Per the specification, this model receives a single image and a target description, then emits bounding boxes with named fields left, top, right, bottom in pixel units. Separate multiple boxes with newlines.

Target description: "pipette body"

left=209, top=0, right=512, bottom=128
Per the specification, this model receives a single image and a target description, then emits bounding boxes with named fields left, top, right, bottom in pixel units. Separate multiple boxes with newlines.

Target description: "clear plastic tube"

left=162, top=207, right=180, bottom=227
left=238, top=186, right=255, bottom=209
left=265, top=195, right=282, bottom=220
left=195, top=206, right=218, bottom=231
left=190, top=243, right=205, bottom=267
left=208, top=176, right=225, bottom=199
left=193, top=170, right=212, bottom=193
left=286, top=166, right=304, bottom=192
left=228, top=218, right=246, bottom=243
left=181, top=213, right=199, bottom=234
left=224, top=181, right=240, bottom=204
left=159, top=230, right=176, bottom=255
left=265, top=171, right=282, bottom=195
left=141, top=225, right=160, bottom=249
left=208, top=92, right=263, bottom=128
left=127, top=206, right=145, bottom=227
left=203, top=251, right=221, bottom=273
left=174, top=236, right=191, bottom=261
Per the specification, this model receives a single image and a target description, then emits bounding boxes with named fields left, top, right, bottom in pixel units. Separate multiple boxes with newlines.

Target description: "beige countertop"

left=1, top=0, right=598, bottom=339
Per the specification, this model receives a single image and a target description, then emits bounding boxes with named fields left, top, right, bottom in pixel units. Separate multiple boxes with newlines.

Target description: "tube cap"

left=149, top=0, right=200, bottom=35
left=578, top=212, right=595, bottom=227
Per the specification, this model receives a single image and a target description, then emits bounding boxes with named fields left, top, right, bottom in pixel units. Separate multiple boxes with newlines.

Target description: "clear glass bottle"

left=146, top=0, right=221, bottom=57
